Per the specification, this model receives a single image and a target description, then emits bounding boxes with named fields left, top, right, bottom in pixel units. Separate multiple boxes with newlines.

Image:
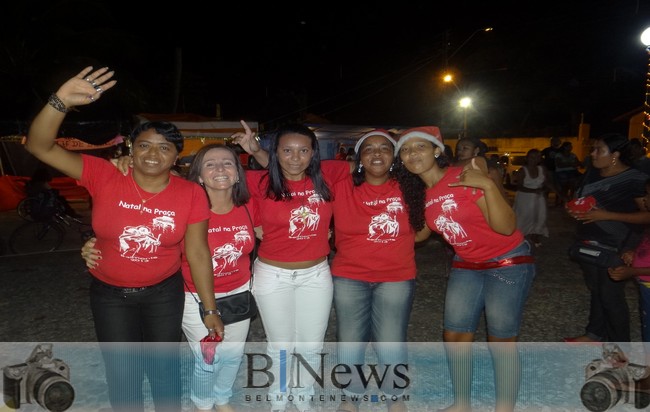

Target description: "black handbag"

left=567, top=240, right=623, bottom=268
left=199, top=290, right=258, bottom=325
left=186, top=205, right=259, bottom=325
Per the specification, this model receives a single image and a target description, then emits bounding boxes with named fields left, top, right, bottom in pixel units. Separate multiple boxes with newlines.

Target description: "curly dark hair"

left=393, top=148, right=451, bottom=231
left=262, top=123, right=332, bottom=201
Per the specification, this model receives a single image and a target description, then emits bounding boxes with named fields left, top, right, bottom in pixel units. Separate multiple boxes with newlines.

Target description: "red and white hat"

left=354, top=129, right=397, bottom=154
left=395, top=126, right=444, bottom=155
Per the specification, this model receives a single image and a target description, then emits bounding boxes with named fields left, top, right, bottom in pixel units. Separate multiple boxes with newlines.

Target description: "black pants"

left=90, top=271, right=184, bottom=412
left=580, top=262, right=630, bottom=342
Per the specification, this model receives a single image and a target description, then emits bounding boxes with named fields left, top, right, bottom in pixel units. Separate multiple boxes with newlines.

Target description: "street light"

left=459, top=97, right=472, bottom=138
left=640, top=27, right=650, bottom=144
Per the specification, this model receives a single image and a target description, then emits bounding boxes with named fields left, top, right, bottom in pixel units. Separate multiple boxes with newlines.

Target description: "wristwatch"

left=203, top=309, right=221, bottom=319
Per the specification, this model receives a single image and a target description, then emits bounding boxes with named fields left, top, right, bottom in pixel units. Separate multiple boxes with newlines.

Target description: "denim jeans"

left=445, top=241, right=535, bottom=338
left=333, top=277, right=414, bottom=397
left=183, top=282, right=251, bottom=409
left=252, top=258, right=333, bottom=412
left=89, top=271, right=184, bottom=412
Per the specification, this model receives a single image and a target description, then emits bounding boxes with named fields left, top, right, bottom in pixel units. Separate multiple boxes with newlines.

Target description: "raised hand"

left=55, top=66, right=117, bottom=110
left=230, top=120, right=261, bottom=155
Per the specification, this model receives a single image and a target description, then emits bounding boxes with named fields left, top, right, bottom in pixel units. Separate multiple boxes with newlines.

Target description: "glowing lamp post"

left=459, top=97, right=472, bottom=138
left=641, top=27, right=650, bottom=144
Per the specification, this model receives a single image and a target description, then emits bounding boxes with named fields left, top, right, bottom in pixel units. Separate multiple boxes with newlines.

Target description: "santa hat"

left=395, top=126, right=444, bottom=155
left=354, top=129, right=397, bottom=154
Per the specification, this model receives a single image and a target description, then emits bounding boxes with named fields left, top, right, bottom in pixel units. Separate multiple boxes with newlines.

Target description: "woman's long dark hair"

left=186, top=144, right=250, bottom=207
left=263, top=124, right=332, bottom=201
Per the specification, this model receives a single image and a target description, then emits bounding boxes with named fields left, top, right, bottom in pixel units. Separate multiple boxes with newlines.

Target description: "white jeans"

left=183, top=282, right=251, bottom=409
left=252, top=258, right=333, bottom=412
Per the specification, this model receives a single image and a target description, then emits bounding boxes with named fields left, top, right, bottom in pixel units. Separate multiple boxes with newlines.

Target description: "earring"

left=357, top=164, right=363, bottom=173
left=612, top=158, right=617, bottom=166
left=389, top=163, right=394, bottom=172
left=434, top=152, right=440, bottom=159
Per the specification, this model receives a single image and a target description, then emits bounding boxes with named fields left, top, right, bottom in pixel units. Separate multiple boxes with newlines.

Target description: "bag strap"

left=183, top=203, right=257, bottom=297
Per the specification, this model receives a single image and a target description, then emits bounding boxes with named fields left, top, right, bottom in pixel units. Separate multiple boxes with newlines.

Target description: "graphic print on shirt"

left=367, top=200, right=403, bottom=242
left=212, top=229, right=252, bottom=277
left=119, top=215, right=176, bottom=261
left=288, top=191, right=323, bottom=239
left=432, top=196, right=469, bottom=246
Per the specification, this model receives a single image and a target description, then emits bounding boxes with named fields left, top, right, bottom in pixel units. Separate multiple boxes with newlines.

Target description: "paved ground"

left=0, top=196, right=645, bottom=411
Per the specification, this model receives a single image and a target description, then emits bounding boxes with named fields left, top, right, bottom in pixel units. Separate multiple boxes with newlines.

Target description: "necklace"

left=131, top=174, right=168, bottom=212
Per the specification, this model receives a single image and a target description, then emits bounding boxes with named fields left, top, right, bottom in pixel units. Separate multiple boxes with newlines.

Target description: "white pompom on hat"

left=354, top=129, right=397, bottom=154
left=395, top=126, right=444, bottom=155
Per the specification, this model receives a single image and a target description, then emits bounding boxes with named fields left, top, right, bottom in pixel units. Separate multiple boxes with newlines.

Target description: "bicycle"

left=9, top=198, right=94, bottom=255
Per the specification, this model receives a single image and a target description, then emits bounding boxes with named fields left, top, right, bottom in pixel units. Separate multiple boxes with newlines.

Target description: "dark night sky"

left=2, top=0, right=650, bottom=141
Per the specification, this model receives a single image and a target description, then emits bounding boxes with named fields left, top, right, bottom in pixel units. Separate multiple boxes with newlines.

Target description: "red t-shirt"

left=182, top=201, right=258, bottom=293
left=81, top=155, right=210, bottom=287
left=246, top=160, right=349, bottom=262
left=425, top=166, right=523, bottom=262
left=331, top=177, right=416, bottom=281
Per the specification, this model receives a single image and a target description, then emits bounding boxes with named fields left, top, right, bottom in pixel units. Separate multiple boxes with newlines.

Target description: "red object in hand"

left=200, top=334, right=222, bottom=364
left=566, top=196, right=596, bottom=213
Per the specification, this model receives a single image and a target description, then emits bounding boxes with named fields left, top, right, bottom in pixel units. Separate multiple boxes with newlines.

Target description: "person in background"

left=607, top=179, right=650, bottom=347
left=25, top=66, right=220, bottom=412
left=541, top=136, right=563, bottom=206
left=232, top=121, right=351, bottom=412
left=345, top=147, right=355, bottom=161
left=25, top=165, right=80, bottom=219
left=563, top=133, right=647, bottom=344
left=336, top=146, right=347, bottom=160
left=512, top=149, right=564, bottom=249
left=82, top=144, right=256, bottom=412
left=453, top=137, right=509, bottom=201
left=553, top=141, right=581, bottom=206
left=395, top=126, right=535, bottom=412
left=331, top=129, right=430, bottom=412
left=630, top=137, right=650, bottom=176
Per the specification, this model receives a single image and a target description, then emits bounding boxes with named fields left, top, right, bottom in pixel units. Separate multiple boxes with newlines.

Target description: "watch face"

left=566, top=196, right=596, bottom=213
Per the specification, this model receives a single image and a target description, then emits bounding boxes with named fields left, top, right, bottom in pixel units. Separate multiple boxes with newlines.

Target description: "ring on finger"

left=94, top=85, right=102, bottom=92
left=85, top=77, right=92, bottom=83
left=89, top=95, right=95, bottom=101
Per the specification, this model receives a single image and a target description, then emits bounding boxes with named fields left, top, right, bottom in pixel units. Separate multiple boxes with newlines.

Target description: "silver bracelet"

left=47, top=93, right=68, bottom=113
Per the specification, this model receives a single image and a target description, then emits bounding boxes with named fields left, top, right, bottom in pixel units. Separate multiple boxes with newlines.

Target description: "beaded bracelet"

left=47, top=93, right=68, bottom=113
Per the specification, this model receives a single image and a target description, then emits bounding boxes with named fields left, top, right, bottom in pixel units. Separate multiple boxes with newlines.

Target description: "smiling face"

left=277, top=133, right=314, bottom=180
left=199, top=147, right=239, bottom=192
left=398, top=137, right=438, bottom=175
left=359, top=135, right=394, bottom=181
left=131, top=128, right=179, bottom=176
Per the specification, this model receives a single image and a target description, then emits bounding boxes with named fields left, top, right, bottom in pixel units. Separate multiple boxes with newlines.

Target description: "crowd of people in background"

left=27, top=66, right=650, bottom=412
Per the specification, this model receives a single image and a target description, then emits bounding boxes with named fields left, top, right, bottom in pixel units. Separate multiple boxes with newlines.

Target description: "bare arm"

left=573, top=206, right=650, bottom=224
left=26, top=67, right=116, bottom=180
left=184, top=220, right=224, bottom=338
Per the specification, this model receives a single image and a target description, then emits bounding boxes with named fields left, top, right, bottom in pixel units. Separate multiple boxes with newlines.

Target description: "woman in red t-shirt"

left=233, top=121, right=351, bottom=412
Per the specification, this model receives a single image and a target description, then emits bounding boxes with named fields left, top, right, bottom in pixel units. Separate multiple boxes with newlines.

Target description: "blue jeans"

left=333, top=276, right=414, bottom=397
left=90, top=271, right=184, bottom=412
left=445, top=241, right=535, bottom=338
